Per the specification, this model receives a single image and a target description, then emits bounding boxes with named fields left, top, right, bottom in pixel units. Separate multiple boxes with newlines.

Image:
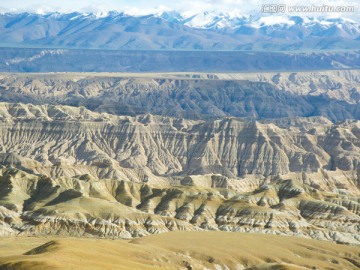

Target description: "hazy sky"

left=0, top=0, right=358, bottom=16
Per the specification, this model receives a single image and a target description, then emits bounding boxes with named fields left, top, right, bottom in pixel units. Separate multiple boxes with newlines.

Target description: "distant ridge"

left=1, top=48, right=359, bottom=73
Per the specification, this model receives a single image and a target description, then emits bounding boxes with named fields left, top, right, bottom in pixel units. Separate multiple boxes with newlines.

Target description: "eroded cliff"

left=0, top=103, right=359, bottom=181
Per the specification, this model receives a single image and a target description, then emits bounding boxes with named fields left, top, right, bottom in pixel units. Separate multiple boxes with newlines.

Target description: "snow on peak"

left=253, top=15, right=296, bottom=28
left=2, top=10, right=358, bottom=33
left=166, top=10, right=249, bottom=29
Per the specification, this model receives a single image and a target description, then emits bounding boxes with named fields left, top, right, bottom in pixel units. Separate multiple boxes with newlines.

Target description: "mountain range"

left=0, top=11, right=359, bottom=50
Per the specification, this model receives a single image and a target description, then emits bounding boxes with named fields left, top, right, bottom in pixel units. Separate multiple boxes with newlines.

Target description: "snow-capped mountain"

left=169, top=10, right=251, bottom=29
left=161, top=10, right=360, bottom=38
left=0, top=11, right=359, bottom=50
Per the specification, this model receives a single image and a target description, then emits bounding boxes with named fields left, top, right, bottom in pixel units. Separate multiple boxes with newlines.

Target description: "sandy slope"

left=0, top=232, right=359, bottom=270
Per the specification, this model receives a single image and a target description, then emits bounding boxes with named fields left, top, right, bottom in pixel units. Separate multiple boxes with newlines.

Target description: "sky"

left=0, top=0, right=358, bottom=18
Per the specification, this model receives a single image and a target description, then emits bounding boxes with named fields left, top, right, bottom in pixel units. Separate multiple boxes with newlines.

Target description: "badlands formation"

left=0, top=72, right=359, bottom=269
left=0, top=102, right=359, bottom=244
left=0, top=70, right=359, bottom=121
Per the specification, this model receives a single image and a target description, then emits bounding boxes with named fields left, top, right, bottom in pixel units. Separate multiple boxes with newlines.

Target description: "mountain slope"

left=0, top=12, right=359, bottom=50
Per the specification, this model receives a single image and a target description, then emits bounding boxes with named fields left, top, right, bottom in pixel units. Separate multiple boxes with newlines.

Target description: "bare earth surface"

left=0, top=232, right=360, bottom=270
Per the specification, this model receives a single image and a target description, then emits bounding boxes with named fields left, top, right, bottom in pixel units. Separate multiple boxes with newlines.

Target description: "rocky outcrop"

left=0, top=167, right=359, bottom=244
